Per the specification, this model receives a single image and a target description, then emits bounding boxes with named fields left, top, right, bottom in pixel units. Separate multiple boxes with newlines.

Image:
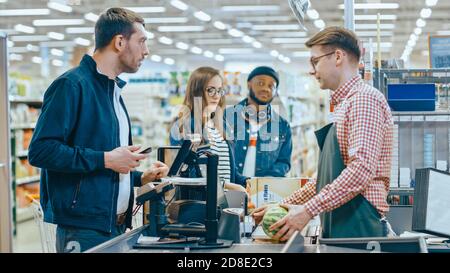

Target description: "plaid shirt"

left=283, top=76, right=394, bottom=217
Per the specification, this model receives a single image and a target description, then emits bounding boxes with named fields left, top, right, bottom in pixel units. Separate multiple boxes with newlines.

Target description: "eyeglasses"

left=206, top=86, right=225, bottom=97
left=310, top=51, right=335, bottom=72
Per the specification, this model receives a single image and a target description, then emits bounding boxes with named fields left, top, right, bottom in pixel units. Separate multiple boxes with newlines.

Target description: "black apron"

left=315, top=123, right=387, bottom=238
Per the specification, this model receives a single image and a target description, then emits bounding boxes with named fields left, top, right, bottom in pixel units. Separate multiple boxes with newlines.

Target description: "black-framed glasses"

left=206, top=86, right=225, bottom=97
left=310, top=51, right=335, bottom=71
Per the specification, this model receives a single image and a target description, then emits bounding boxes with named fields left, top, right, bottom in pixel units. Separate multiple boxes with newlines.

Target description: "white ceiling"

left=1, top=0, right=449, bottom=68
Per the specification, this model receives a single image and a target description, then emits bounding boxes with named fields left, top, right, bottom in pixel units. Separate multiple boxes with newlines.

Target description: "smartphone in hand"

left=138, top=147, right=152, bottom=154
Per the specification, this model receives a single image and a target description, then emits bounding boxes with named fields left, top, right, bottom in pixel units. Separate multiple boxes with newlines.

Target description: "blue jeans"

left=56, top=224, right=126, bottom=253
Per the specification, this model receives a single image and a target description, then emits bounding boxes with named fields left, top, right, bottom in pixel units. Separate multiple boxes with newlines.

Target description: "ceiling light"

left=84, top=13, right=99, bottom=22
left=164, top=58, right=175, bottom=65
left=194, top=11, right=211, bottom=22
left=51, top=48, right=64, bottom=56
left=228, top=28, right=244, bottom=37
left=314, top=20, right=326, bottom=29
left=10, top=36, right=49, bottom=42
left=354, top=14, right=397, bottom=20
left=410, top=34, right=418, bottom=41
left=47, top=2, right=72, bottom=13
left=170, top=0, right=188, bottom=11
left=74, top=37, right=90, bottom=46
left=40, top=41, right=75, bottom=47
left=125, top=7, right=165, bottom=13
left=175, top=42, right=189, bottom=50
left=195, top=39, right=234, bottom=45
left=242, top=35, right=253, bottom=43
left=414, top=28, right=422, bottom=35
left=26, top=44, right=39, bottom=52
left=238, top=16, right=292, bottom=22
left=420, top=8, right=432, bottom=19
left=416, top=18, right=426, bottom=28
left=9, top=54, right=23, bottom=61
left=32, top=56, right=42, bottom=64
left=408, top=39, right=416, bottom=47
left=278, top=54, right=285, bottom=61
left=272, top=38, right=308, bottom=44
left=190, top=46, right=203, bottom=54
left=265, top=31, right=308, bottom=37
left=158, top=36, right=173, bottom=45
left=33, top=19, right=85, bottom=26
left=307, top=9, right=319, bottom=20
left=146, top=31, right=154, bottom=39
left=14, top=24, right=35, bottom=34
left=213, top=21, right=227, bottom=30
left=338, top=3, right=400, bottom=9
left=52, top=59, right=63, bottom=67
left=48, top=32, right=65, bottom=41
left=218, top=48, right=254, bottom=54
left=0, top=9, right=50, bottom=16
left=150, top=55, right=162, bottom=62
left=203, top=51, right=214, bottom=58
left=270, top=50, right=279, bottom=57
left=214, top=55, right=225, bottom=62
left=66, top=27, right=94, bottom=34
left=252, top=41, right=262, bottom=48
left=252, top=24, right=300, bottom=30
left=221, top=5, right=280, bottom=12
left=426, top=0, right=438, bottom=7
left=283, top=57, right=291, bottom=63
left=157, top=26, right=204, bottom=32
left=144, top=17, right=188, bottom=24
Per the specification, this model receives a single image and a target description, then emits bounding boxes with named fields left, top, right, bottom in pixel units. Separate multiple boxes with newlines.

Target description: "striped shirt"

left=283, top=75, right=394, bottom=218
left=206, top=123, right=231, bottom=186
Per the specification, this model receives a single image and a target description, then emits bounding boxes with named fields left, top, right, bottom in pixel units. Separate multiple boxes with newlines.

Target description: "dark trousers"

left=56, top=224, right=126, bottom=253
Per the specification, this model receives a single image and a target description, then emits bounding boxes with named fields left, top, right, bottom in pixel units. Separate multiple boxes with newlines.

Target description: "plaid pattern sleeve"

left=281, top=179, right=317, bottom=205
left=304, top=76, right=393, bottom=217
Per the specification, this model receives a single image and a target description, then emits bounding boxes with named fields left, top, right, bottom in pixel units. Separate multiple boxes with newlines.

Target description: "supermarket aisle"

left=13, top=219, right=42, bottom=253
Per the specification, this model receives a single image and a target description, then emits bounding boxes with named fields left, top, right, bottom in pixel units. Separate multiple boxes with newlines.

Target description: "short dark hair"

left=305, top=26, right=361, bottom=62
left=94, top=7, right=145, bottom=51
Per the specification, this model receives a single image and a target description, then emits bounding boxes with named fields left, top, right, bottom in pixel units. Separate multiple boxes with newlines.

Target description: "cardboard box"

left=247, top=177, right=310, bottom=209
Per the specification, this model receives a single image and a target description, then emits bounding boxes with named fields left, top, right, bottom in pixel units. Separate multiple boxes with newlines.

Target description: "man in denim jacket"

left=225, top=66, right=292, bottom=177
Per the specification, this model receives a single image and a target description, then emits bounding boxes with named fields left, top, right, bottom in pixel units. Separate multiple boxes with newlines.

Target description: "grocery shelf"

left=16, top=175, right=40, bottom=186
left=389, top=187, right=415, bottom=195
left=16, top=207, right=34, bottom=223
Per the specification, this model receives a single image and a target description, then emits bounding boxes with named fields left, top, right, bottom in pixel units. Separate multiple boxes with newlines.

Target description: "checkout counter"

left=87, top=143, right=449, bottom=253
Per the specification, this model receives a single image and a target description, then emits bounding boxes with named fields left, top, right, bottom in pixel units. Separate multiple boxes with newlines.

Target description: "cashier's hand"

left=251, top=205, right=270, bottom=226
left=104, top=146, right=148, bottom=174
left=270, top=204, right=313, bottom=242
left=141, top=161, right=169, bottom=184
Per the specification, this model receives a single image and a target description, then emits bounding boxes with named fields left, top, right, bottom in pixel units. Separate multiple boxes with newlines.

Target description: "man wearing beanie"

left=224, top=66, right=292, bottom=178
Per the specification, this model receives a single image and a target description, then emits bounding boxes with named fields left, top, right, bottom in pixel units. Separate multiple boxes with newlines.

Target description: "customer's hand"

left=141, top=161, right=169, bottom=184
left=251, top=204, right=270, bottom=225
left=104, top=146, right=148, bottom=174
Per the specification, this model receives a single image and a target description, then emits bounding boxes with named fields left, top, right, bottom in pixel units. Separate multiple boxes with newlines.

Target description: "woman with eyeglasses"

left=169, top=67, right=249, bottom=193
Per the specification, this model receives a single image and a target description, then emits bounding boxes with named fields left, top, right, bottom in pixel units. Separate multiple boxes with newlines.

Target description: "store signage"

left=429, top=35, right=450, bottom=68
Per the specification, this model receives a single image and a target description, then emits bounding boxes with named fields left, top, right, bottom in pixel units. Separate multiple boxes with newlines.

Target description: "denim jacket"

left=224, top=99, right=292, bottom=177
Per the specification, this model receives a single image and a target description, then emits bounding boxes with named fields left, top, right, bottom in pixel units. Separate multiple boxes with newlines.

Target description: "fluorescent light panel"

left=157, top=26, right=204, bottom=32
left=238, top=16, right=292, bottom=22
left=14, top=24, right=35, bottom=34
left=252, top=24, right=300, bottom=30
left=66, top=27, right=94, bottom=34
left=48, top=32, right=65, bottom=40
left=218, top=48, right=254, bottom=54
left=125, top=7, right=166, bottom=13
left=194, top=11, right=211, bottom=22
left=47, top=2, right=72, bottom=13
left=170, top=0, right=188, bottom=11
left=221, top=5, right=280, bottom=12
left=10, top=35, right=49, bottom=42
left=144, top=17, right=188, bottom=24
left=84, top=13, right=99, bottom=22
left=74, top=37, right=90, bottom=46
left=0, top=9, right=50, bottom=16
left=33, top=19, right=85, bottom=26
left=195, top=39, right=234, bottom=45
